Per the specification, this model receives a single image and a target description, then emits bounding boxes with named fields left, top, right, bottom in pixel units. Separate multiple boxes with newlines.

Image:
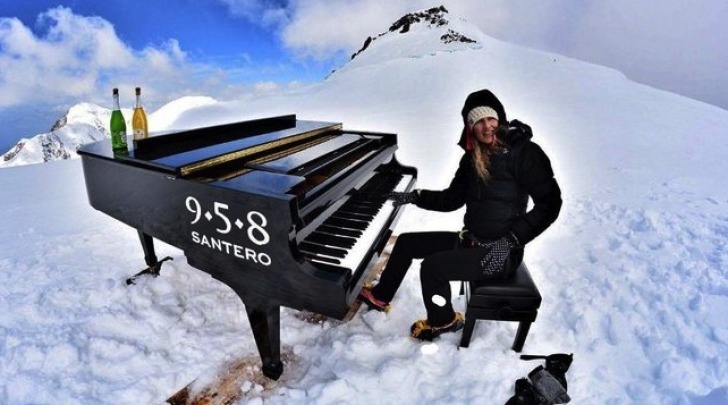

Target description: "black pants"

left=372, top=231, right=523, bottom=326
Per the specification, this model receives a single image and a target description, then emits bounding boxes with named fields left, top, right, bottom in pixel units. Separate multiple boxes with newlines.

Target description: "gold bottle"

left=132, top=87, right=148, bottom=141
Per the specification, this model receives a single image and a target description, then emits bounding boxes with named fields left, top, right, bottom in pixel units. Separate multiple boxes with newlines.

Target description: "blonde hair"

left=472, top=135, right=504, bottom=183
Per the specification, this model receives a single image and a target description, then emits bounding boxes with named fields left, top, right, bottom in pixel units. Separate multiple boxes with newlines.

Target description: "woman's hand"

left=388, top=191, right=420, bottom=206
left=479, top=233, right=519, bottom=276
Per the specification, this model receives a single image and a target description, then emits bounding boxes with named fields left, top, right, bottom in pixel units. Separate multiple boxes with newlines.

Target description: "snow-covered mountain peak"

left=0, top=102, right=112, bottom=168
left=48, top=103, right=107, bottom=131
left=346, top=6, right=480, bottom=68
left=65, top=102, right=110, bottom=122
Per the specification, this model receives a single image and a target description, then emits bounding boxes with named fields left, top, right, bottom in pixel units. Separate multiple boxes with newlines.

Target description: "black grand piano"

left=77, top=115, right=416, bottom=379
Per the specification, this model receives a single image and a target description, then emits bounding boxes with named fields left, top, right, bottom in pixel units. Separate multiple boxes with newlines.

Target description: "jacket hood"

left=457, top=89, right=508, bottom=150
left=502, top=119, right=533, bottom=146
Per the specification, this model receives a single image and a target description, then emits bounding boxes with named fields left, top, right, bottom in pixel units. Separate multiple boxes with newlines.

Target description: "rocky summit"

left=350, top=6, right=477, bottom=60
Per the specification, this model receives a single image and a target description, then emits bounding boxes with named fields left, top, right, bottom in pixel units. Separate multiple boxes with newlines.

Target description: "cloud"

left=459, top=0, right=728, bottom=109
left=0, top=7, right=191, bottom=109
left=280, top=1, right=409, bottom=60
left=0, top=6, right=267, bottom=114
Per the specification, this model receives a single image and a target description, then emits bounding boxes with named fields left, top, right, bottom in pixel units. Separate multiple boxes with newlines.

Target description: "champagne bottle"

left=110, top=88, right=128, bottom=151
left=132, top=87, right=149, bottom=141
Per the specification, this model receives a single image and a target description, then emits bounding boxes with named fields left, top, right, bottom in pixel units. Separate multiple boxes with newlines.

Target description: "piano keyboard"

left=300, top=172, right=414, bottom=274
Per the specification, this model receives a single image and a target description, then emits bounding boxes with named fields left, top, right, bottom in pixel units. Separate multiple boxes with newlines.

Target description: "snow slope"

left=1, top=7, right=727, bottom=405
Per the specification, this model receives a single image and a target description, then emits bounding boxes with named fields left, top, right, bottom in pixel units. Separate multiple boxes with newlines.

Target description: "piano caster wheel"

left=262, top=361, right=283, bottom=380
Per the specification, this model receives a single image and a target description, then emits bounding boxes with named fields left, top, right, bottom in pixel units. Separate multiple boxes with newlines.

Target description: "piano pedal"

left=126, top=256, right=173, bottom=285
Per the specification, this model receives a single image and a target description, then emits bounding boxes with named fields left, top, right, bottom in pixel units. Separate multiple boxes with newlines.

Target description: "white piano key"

left=335, top=174, right=413, bottom=271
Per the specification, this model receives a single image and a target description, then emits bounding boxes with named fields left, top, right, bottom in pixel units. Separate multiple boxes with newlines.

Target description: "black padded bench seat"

left=459, top=262, right=542, bottom=351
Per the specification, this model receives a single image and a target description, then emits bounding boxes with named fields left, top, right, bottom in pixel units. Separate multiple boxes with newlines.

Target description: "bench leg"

left=511, top=321, right=532, bottom=352
left=459, top=316, right=477, bottom=348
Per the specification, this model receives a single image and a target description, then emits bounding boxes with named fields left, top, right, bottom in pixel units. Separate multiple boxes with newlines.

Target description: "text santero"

left=191, top=231, right=272, bottom=266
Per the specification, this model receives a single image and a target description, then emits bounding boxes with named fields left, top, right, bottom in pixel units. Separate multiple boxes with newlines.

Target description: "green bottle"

left=110, top=87, right=128, bottom=151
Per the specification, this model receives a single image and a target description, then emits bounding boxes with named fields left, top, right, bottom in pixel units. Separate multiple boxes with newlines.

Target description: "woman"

left=359, top=89, right=562, bottom=341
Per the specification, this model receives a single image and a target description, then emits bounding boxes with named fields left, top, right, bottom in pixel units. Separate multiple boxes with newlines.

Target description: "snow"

left=147, top=96, right=219, bottom=132
left=1, top=10, right=728, bottom=405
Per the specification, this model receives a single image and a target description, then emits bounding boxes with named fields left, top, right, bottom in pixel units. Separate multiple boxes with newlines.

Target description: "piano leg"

left=125, top=231, right=172, bottom=285
left=138, top=230, right=158, bottom=267
left=245, top=304, right=283, bottom=380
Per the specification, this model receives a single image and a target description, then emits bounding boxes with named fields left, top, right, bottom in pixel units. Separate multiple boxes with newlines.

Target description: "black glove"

left=388, top=190, right=420, bottom=206
left=520, top=353, right=573, bottom=391
left=479, top=232, right=519, bottom=277
left=505, top=378, right=538, bottom=405
left=529, top=366, right=571, bottom=404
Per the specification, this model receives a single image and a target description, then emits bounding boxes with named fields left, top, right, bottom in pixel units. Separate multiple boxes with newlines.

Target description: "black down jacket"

left=417, top=119, right=562, bottom=245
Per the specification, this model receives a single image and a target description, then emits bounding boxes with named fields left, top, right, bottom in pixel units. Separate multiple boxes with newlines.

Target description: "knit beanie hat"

left=467, top=106, right=499, bottom=129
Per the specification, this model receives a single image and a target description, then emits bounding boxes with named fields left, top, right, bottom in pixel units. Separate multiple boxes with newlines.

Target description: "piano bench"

left=459, top=262, right=542, bottom=352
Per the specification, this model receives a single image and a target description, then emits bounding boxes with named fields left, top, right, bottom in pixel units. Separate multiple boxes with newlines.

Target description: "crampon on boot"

left=410, top=312, right=465, bottom=341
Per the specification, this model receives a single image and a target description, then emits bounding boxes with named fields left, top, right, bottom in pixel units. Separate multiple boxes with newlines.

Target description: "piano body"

left=77, top=115, right=416, bottom=379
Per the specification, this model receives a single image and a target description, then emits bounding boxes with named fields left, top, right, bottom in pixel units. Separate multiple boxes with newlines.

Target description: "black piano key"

left=331, top=218, right=371, bottom=231
left=325, top=217, right=368, bottom=230
left=336, top=211, right=376, bottom=221
left=339, top=207, right=379, bottom=218
left=318, top=225, right=362, bottom=238
left=300, top=242, right=348, bottom=258
left=305, top=232, right=357, bottom=249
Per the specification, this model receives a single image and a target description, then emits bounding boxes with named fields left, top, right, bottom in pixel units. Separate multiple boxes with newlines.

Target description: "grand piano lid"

left=77, top=116, right=343, bottom=176
left=211, top=170, right=306, bottom=198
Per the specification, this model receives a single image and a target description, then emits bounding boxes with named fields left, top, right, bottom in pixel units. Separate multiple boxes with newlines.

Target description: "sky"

left=1, top=0, right=727, bottom=153
left=1, top=13, right=727, bottom=403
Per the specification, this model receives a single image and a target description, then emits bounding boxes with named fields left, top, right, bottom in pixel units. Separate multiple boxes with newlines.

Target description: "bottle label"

left=110, top=131, right=128, bottom=151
